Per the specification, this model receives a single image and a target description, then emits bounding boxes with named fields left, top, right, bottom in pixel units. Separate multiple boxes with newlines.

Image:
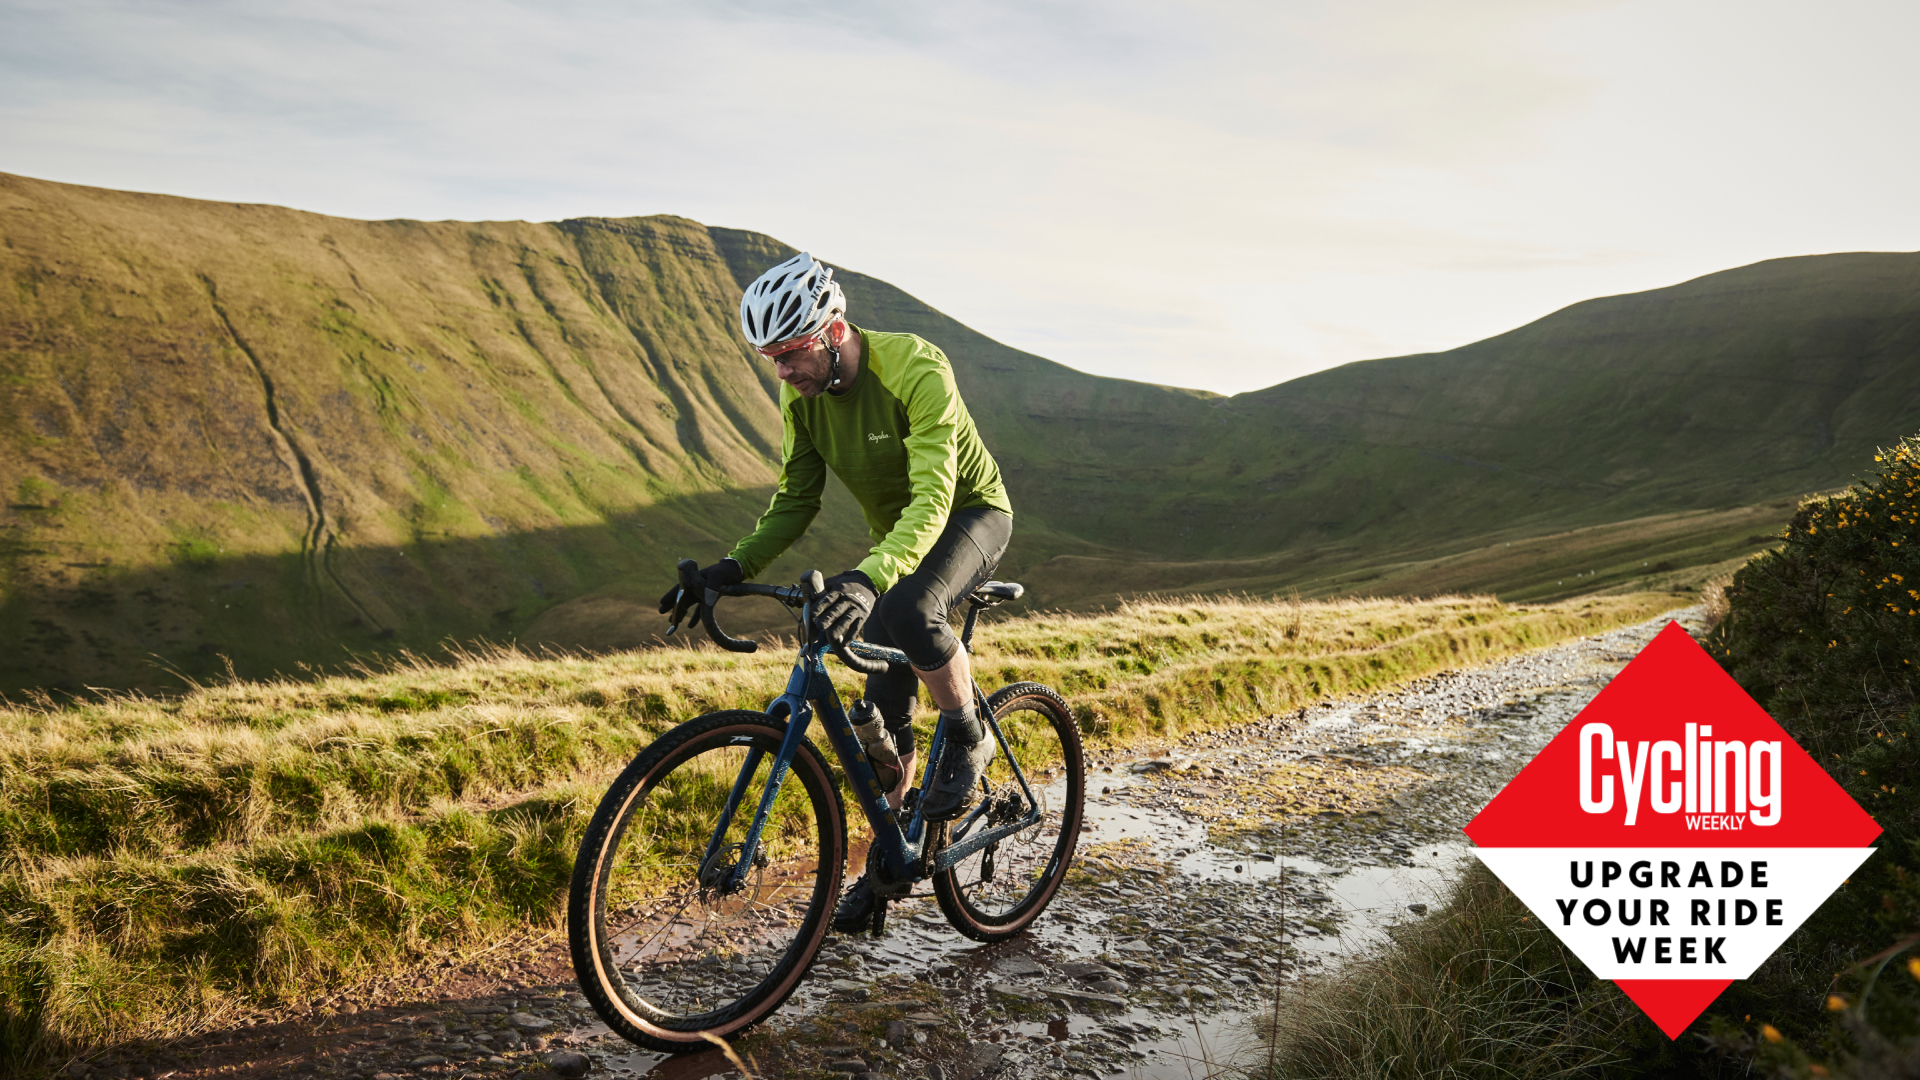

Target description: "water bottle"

left=849, top=699, right=902, bottom=795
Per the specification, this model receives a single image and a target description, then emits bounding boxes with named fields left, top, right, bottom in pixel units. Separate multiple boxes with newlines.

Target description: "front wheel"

left=932, top=682, right=1085, bottom=942
left=569, top=711, right=847, bottom=1053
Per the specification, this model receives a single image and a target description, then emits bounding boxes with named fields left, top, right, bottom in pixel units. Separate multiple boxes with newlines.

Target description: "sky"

left=3, top=0, right=1918, bottom=395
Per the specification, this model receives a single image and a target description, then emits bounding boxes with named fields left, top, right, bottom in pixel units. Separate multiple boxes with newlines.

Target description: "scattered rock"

left=508, top=1012, right=553, bottom=1031
left=826, top=979, right=870, bottom=1000
left=1058, top=961, right=1121, bottom=982
left=542, top=1051, right=590, bottom=1078
left=961, top=1043, right=1004, bottom=1080
left=1034, top=983, right=1126, bottom=1006
left=990, top=956, right=1045, bottom=977
left=1408, top=903, right=1429, bottom=915
left=987, top=982, right=1038, bottom=1002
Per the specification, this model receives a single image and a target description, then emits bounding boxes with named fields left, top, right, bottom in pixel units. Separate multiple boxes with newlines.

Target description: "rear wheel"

left=569, top=711, right=846, bottom=1053
left=932, top=683, right=1084, bottom=941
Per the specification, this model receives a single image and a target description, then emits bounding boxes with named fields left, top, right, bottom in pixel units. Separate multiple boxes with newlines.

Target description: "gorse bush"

left=1709, top=439, right=1920, bottom=842
left=1705, top=435, right=1920, bottom=1076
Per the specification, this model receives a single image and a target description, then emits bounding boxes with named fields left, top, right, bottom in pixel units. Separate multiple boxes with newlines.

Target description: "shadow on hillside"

left=4, top=487, right=1796, bottom=699
left=0, top=484, right=894, bottom=698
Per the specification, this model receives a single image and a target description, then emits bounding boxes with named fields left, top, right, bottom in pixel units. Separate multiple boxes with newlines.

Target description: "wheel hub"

left=697, top=842, right=768, bottom=897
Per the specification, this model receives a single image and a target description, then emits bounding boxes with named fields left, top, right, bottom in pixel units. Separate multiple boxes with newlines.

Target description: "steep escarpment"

left=0, top=177, right=848, bottom=691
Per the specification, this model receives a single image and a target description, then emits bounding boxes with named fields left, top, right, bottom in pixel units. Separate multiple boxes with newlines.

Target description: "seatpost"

left=960, top=601, right=982, bottom=650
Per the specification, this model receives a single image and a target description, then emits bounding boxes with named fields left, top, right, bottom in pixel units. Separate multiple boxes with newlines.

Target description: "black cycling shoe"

left=920, top=733, right=995, bottom=822
left=832, top=875, right=876, bottom=933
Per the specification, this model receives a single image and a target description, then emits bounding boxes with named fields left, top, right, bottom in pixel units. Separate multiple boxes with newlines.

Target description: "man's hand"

left=813, top=569, right=877, bottom=646
left=658, top=558, right=745, bottom=614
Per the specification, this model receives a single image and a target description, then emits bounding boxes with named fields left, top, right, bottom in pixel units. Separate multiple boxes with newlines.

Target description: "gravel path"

left=77, top=608, right=1702, bottom=1080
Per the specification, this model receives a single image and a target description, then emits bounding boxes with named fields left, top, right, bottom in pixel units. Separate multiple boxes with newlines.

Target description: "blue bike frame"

left=705, top=630, right=1048, bottom=895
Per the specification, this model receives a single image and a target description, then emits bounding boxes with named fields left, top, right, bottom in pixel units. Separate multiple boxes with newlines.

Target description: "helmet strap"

left=826, top=320, right=844, bottom=389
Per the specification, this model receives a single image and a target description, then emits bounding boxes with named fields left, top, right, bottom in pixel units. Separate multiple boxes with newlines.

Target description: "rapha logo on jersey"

left=1465, top=622, right=1880, bottom=1040
left=867, top=431, right=892, bottom=443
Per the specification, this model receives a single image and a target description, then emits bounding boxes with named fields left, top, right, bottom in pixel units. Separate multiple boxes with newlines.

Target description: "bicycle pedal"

left=869, top=896, right=889, bottom=938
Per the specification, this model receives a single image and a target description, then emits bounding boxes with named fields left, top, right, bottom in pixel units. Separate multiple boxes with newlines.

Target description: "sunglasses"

left=755, top=334, right=824, bottom=360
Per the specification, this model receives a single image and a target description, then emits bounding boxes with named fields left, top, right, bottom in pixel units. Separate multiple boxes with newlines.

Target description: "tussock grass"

left=3, top=786, right=594, bottom=1052
left=0, top=591, right=1676, bottom=1065
left=1254, top=861, right=1643, bottom=1079
left=0, top=646, right=778, bottom=864
left=977, top=592, right=1662, bottom=744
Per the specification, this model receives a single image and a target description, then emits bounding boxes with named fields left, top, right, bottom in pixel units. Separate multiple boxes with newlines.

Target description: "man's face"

left=762, top=327, right=837, bottom=398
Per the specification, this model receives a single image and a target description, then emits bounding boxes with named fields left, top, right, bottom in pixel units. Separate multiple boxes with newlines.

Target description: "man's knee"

left=878, top=584, right=954, bottom=668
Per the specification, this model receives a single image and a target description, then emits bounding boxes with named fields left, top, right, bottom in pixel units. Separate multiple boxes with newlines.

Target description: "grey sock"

left=940, top=703, right=983, bottom=746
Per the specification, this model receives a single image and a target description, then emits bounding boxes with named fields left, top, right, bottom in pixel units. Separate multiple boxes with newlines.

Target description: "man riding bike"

left=660, top=252, right=1014, bottom=933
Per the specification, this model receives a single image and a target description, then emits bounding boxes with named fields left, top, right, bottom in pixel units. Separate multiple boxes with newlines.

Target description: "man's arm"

left=729, top=404, right=826, bottom=579
left=856, top=348, right=964, bottom=591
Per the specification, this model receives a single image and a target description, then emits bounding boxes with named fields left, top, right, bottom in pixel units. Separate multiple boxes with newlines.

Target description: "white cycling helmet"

left=739, top=252, right=846, bottom=350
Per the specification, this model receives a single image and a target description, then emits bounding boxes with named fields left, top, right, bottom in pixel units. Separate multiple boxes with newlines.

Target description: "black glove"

left=658, top=558, right=744, bottom=615
left=812, top=569, right=877, bottom=646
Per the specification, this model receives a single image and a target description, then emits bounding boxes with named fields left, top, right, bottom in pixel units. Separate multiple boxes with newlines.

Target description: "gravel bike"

left=569, top=561, right=1086, bottom=1053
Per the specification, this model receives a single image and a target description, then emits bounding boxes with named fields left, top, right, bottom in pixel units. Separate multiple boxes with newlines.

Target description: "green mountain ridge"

left=2, top=171, right=1917, bottom=693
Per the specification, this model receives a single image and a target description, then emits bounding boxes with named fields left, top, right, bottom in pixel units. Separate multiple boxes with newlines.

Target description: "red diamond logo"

left=1465, top=622, right=1881, bottom=1038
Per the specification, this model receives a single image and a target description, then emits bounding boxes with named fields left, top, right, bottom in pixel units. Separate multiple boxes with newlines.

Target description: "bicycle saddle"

left=970, top=581, right=1024, bottom=604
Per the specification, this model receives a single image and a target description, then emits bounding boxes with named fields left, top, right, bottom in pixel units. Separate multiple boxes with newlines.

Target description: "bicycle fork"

left=704, top=647, right=915, bottom=898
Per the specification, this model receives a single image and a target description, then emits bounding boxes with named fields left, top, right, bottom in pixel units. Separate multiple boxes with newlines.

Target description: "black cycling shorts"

left=861, top=505, right=1013, bottom=743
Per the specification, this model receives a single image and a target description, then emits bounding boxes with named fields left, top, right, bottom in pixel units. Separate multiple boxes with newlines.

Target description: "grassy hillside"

left=3, top=171, right=1917, bottom=693
left=1228, top=253, right=1920, bottom=544
left=0, top=177, right=882, bottom=694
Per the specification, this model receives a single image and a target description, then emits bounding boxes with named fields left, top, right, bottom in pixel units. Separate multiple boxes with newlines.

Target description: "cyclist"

left=660, top=251, right=1014, bottom=932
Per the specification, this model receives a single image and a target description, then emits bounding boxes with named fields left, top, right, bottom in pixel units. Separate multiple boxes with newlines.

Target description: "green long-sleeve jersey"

left=728, top=327, right=1012, bottom=592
